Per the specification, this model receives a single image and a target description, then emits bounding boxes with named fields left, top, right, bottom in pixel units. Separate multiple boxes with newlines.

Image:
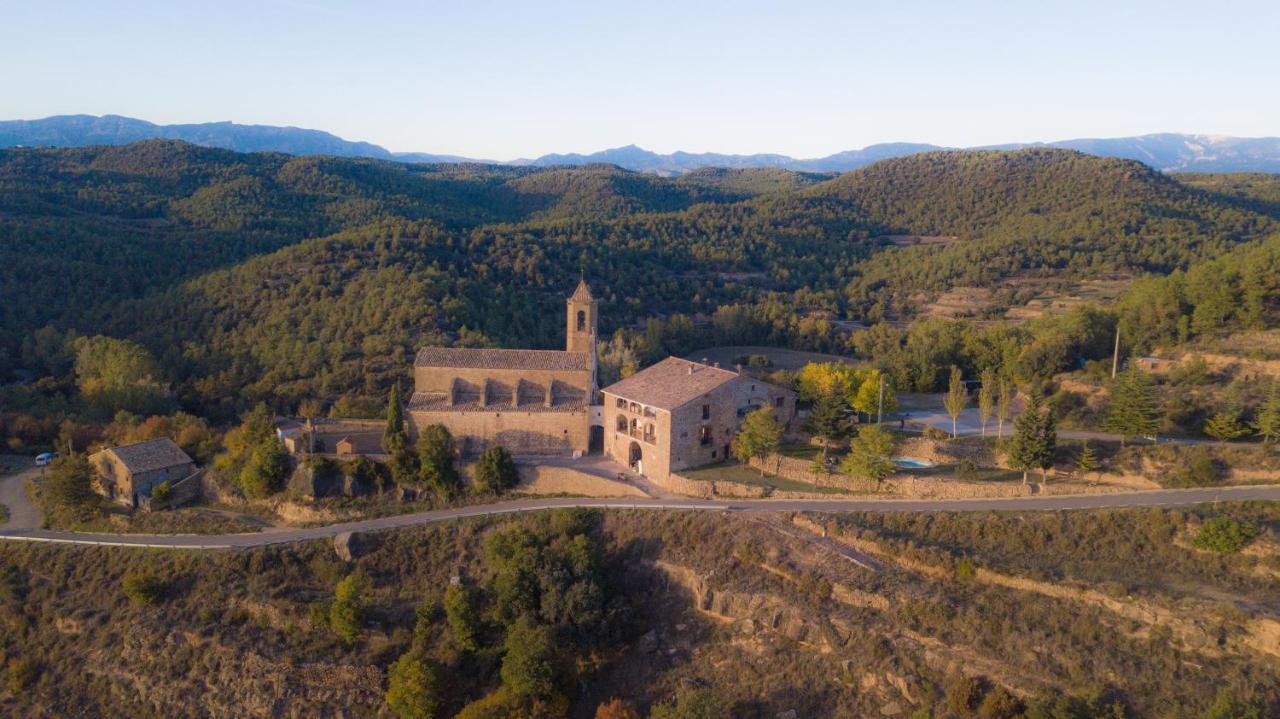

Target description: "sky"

left=2, top=0, right=1278, bottom=160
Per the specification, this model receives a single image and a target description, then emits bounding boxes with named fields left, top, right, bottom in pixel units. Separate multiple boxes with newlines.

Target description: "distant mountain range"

left=4, top=114, right=1280, bottom=174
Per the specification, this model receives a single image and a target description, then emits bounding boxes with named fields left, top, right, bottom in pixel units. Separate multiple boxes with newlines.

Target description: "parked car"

left=35, top=452, right=58, bottom=467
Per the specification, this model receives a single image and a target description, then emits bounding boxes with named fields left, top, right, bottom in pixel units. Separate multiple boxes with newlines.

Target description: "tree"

left=1074, top=440, right=1100, bottom=484
left=500, top=616, right=557, bottom=698
left=733, top=407, right=783, bottom=476
left=807, top=390, right=851, bottom=464
left=1037, top=407, right=1057, bottom=483
left=383, top=384, right=406, bottom=450
left=1103, top=366, right=1162, bottom=446
left=71, top=335, right=173, bottom=416
left=996, top=379, right=1014, bottom=439
left=839, top=424, right=896, bottom=490
left=1008, top=391, right=1047, bottom=484
left=417, top=424, right=461, bottom=498
left=851, top=369, right=897, bottom=423
left=978, top=368, right=997, bottom=438
left=44, top=455, right=98, bottom=523
left=474, top=445, right=519, bottom=494
left=1255, top=381, right=1280, bottom=445
left=385, top=650, right=443, bottom=719
left=1191, top=517, right=1260, bottom=554
left=943, top=365, right=967, bottom=438
left=150, top=480, right=172, bottom=505
left=1203, top=407, right=1248, bottom=444
left=444, top=583, right=480, bottom=651
left=330, top=571, right=370, bottom=644
left=239, top=438, right=289, bottom=499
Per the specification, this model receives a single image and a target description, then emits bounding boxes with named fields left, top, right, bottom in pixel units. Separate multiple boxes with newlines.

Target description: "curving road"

left=2, top=466, right=1278, bottom=549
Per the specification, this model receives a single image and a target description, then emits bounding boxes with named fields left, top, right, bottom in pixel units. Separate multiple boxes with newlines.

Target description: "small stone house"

left=89, top=438, right=197, bottom=508
left=335, top=437, right=357, bottom=456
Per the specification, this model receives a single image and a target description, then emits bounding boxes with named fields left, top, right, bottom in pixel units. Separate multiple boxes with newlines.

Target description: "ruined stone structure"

left=601, top=357, right=795, bottom=483
left=407, top=280, right=600, bottom=456
left=89, top=437, right=198, bottom=508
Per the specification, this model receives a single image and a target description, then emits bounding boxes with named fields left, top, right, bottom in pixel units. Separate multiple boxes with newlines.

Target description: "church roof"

left=96, top=438, right=194, bottom=475
left=414, top=347, right=591, bottom=372
left=569, top=278, right=594, bottom=302
left=601, top=357, right=738, bottom=411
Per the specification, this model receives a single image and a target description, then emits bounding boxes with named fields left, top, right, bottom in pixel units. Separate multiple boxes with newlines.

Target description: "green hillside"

left=4, top=142, right=1279, bottom=415
left=814, top=149, right=1275, bottom=317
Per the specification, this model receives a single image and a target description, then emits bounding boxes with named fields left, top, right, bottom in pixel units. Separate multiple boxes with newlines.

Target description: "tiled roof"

left=408, top=392, right=588, bottom=414
left=99, top=438, right=194, bottom=475
left=414, top=347, right=590, bottom=371
left=601, top=357, right=738, bottom=411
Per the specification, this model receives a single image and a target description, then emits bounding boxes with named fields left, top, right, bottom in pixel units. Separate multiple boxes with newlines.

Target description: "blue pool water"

left=892, top=458, right=934, bottom=469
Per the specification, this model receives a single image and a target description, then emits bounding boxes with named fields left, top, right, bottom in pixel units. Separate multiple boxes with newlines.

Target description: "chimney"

left=713, top=362, right=720, bottom=369
left=687, top=365, right=693, bottom=375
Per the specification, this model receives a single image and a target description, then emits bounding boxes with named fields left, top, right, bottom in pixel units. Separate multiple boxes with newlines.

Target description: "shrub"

left=44, top=455, right=99, bottom=524
left=330, top=571, right=370, bottom=643
left=1166, top=449, right=1222, bottom=488
left=385, top=650, right=443, bottom=719
left=923, top=425, right=949, bottom=441
left=500, top=616, right=557, bottom=698
left=594, top=698, right=641, bottom=719
left=474, top=445, right=519, bottom=495
left=955, top=557, right=977, bottom=580
left=649, top=687, right=725, bottom=719
left=122, top=570, right=165, bottom=606
left=946, top=674, right=986, bottom=716
left=979, top=686, right=1023, bottom=719
left=150, top=480, right=172, bottom=505
left=6, top=656, right=38, bottom=692
left=444, top=583, right=480, bottom=652
left=1191, top=517, right=1260, bottom=554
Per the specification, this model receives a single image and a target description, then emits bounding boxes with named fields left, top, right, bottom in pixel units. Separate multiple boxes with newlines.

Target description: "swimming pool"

left=892, top=457, right=934, bottom=469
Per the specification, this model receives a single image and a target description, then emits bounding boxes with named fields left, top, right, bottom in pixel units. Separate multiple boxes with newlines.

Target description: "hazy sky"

left=3, top=1, right=1277, bottom=159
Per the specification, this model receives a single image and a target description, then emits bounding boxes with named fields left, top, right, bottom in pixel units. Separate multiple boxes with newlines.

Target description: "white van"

left=35, top=452, right=58, bottom=467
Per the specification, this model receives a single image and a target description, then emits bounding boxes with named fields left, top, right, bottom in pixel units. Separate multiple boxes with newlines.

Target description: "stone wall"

left=408, top=408, right=590, bottom=457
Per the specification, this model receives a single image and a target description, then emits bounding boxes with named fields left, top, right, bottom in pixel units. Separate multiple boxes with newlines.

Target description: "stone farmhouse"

left=88, top=437, right=197, bottom=508
left=601, top=357, right=796, bottom=484
left=407, top=279, right=601, bottom=456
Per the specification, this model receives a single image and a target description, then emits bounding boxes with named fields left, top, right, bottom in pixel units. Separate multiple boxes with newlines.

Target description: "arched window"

left=576, top=310, right=586, bottom=331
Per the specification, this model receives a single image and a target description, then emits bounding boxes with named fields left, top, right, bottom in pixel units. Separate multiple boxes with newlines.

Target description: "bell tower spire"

left=566, top=276, right=597, bottom=354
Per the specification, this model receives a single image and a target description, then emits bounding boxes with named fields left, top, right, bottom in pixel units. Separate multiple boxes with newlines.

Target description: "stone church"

left=407, top=279, right=602, bottom=455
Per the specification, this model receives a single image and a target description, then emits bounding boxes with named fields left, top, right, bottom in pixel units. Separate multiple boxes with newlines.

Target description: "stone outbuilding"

left=88, top=438, right=197, bottom=508
left=601, top=357, right=795, bottom=484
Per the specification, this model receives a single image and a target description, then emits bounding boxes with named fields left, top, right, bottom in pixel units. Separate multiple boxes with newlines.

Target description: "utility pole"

left=1111, top=324, right=1121, bottom=379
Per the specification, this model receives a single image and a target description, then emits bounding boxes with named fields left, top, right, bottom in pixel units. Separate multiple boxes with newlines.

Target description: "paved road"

left=2, top=484, right=1277, bottom=550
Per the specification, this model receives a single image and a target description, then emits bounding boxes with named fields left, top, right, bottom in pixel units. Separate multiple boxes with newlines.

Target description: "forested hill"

left=825, top=150, right=1275, bottom=316
left=2, top=142, right=1276, bottom=415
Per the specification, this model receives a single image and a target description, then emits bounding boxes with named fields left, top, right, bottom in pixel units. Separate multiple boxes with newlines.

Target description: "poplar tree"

left=996, top=379, right=1014, bottom=439
left=943, top=366, right=967, bottom=439
left=977, top=368, right=996, bottom=438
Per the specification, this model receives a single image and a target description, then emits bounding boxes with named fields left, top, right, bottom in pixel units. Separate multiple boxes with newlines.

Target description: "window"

left=616, top=397, right=626, bottom=409
left=616, top=415, right=627, bottom=432
left=712, top=450, right=717, bottom=459
left=701, top=404, right=710, bottom=420
left=699, top=426, right=712, bottom=446
left=576, top=310, right=586, bottom=331
left=775, top=396, right=785, bottom=408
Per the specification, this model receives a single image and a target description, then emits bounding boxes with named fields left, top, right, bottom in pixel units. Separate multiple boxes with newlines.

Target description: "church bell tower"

left=566, top=277, right=598, bottom=354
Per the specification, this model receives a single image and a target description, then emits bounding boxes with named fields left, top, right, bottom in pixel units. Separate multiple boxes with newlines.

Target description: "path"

left=0, top=456, right=41, bottom=531
left=2, top=484, right=1277, bottom=550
